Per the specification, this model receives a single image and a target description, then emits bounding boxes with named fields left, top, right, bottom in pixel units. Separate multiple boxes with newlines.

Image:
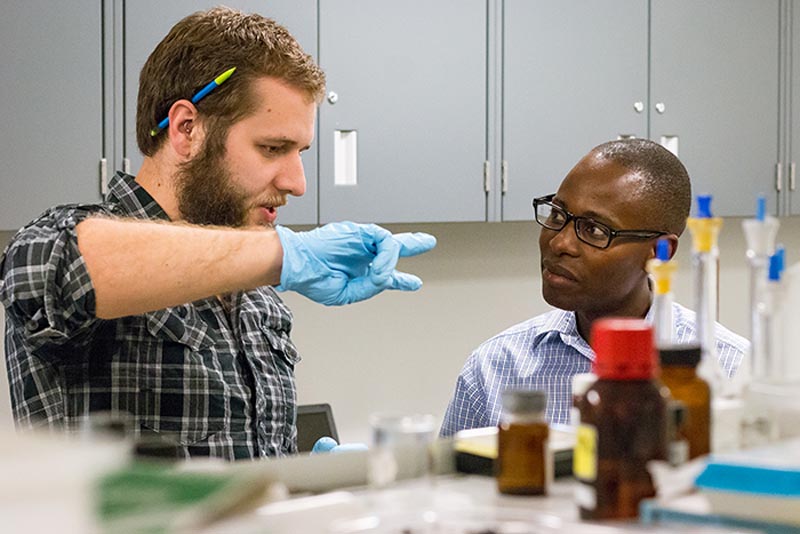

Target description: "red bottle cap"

left=590, top=318, right=657, bottom=380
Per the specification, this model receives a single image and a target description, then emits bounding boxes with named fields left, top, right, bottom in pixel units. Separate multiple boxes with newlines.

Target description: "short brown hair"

left=137, top=6, right=325, bottom=156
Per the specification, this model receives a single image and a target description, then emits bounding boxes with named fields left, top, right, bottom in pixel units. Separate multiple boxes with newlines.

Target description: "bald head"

left=591, top=139, right=691, bottom=236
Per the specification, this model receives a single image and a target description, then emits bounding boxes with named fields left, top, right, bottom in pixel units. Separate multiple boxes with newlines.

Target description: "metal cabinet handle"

left=100, top=158, right=108, bottom=196
left=633, top=101, right=644, bottom=113
left=655, top=102, right=666, bottom=114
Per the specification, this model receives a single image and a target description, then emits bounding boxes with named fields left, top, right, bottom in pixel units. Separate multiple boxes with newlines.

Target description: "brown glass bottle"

left=658, top=344, right=711, bottom=459
left=574, top=318, right=668, bottom=520
left=496, top=389, right=549, bottom=495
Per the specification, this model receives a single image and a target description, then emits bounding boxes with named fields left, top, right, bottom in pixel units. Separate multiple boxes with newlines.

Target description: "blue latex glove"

left=275, top=222, right=436, bottom=306
left=311, top=436, right=368, bottom=454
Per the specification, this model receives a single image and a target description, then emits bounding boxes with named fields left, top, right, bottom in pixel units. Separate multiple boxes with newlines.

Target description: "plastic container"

left=695, top=438, right=800, bottom=526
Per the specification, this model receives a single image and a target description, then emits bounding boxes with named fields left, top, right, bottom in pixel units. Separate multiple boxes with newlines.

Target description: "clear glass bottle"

left=574, top=318, right=668, bottom=520
left=496, top=389, right=549, bottom=495
left=658, top=344, right=711, bottom=459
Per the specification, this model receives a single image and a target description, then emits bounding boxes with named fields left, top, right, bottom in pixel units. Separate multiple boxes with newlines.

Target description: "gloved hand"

left=275, top=222, right=436, bottom=306
left=311, top=436, right=368, bottom=454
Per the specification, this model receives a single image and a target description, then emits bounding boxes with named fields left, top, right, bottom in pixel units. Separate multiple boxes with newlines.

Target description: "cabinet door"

left=790, top=0, right=800, bottom=214
left=501, top=0, right=648, bottom=222
left=651, top=0, right=780, bottom=217
left=0, top=1, right=104, bottom=230
left=123, top=1, right=319, bottom=225
left=318, top=0, right=487, bottom=223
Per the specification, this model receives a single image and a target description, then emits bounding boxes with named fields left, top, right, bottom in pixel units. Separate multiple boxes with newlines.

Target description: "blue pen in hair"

left=149, top=67, right=236, bottom=136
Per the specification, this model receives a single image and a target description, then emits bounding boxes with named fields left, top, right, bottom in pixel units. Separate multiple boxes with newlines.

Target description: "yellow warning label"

left=573, top=424, right=597, bottom=481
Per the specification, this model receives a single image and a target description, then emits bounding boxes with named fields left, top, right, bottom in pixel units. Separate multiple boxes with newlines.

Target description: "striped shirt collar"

left=538, top=301, right=657, bottom=362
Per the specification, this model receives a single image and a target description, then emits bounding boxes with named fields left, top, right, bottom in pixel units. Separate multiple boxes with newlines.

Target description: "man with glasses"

left=440, top=138, right=747, bottom=435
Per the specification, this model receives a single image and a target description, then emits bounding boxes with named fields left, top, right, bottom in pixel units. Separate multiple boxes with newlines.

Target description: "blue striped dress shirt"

left=440, top=302, right=748, bottom=436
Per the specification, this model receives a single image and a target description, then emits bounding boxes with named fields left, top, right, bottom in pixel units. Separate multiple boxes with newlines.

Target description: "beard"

left=175, top=138, right=253, bottom=228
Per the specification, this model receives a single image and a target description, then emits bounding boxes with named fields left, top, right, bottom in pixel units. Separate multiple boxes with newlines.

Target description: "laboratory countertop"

left=203, top=474, right=759, bottom=534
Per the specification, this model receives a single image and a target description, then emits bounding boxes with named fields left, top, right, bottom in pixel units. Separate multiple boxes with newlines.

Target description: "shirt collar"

left=541, top=295, right=657, bottom=335
left=539, top=299, right=657, bottom=362
left=106, top=171, right=170, bottom=221
left=540, top=307, right=579, bottom=336
left=536, top=308, right=593, bottom=360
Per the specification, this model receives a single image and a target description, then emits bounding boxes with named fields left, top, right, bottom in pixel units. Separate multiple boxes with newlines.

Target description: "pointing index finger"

left=393, top=232, right=437, bottom=257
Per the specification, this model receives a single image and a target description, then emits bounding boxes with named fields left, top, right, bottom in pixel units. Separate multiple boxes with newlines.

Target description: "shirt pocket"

left=138, top=306, right=224, bottom=446
left=144, top=306, right=213, bottom=352
left=259, top=322, right=300, bottom=367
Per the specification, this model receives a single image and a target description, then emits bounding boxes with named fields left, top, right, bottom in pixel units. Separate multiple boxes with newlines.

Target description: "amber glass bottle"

left=574, top=318, right=668, bottom=520
left=658, top=344, right=711, bottom=459
left=496, top=389, right=549, bottom=495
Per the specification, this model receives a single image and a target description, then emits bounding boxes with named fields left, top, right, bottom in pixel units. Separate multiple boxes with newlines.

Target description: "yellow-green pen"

left=150, top=66, right=236, bottom=136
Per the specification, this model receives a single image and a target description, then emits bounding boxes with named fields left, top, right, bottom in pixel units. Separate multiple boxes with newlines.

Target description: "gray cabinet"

left=789, top=0, right=800, bottom=214
left=121, top=0, right=319, bottom=225
left=500, top=0, right=780, bottom=221
left=651, top=0, right=780, bottom=217
left=0, top=0, right=105, bottom=230
left=501, top=0, right=648, bottom=222
left=0, top=1, right=788, bottom=229
left=318, top=0, right=487, bottom=224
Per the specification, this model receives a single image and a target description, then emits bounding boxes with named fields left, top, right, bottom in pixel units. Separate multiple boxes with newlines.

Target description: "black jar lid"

left=659, top=343, right=702, bottom=367
left=501, top=389, right=547, bottom=414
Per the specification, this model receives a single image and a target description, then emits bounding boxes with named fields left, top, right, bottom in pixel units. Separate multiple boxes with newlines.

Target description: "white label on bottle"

left=575, top=483, right=597, bottom=509
left=570, top=407, right=580, bottom=427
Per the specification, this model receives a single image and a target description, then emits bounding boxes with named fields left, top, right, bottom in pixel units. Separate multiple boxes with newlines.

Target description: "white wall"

left=286, top=217, right=791, bottom=443
left=3, top=218, right=800, bottom=443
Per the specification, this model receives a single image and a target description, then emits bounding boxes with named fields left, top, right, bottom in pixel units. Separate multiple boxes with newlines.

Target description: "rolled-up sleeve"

left=1, top=206, right=107, bottom=359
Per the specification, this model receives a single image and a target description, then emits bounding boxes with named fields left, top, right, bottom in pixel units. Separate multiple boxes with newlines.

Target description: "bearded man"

left=0, top=7, right=435, bottom=460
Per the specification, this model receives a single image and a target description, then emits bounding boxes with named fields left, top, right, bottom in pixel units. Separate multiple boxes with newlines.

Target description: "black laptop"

left=296, top=403, right=340, bottom=453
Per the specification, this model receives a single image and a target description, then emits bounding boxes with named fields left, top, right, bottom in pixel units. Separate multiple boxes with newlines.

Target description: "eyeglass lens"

left=535, top=201, right=610, bottom=248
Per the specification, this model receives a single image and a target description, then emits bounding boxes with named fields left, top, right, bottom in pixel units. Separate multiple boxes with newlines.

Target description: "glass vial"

left=574, top=318, right=668, bottom=520
left=658, top=344, right=711, bottom=459
left=496, top=389, right=549, bottom=495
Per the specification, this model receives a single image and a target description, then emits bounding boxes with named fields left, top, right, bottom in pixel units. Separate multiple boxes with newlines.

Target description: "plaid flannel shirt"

left=1, top=172, right=300, bottom=460
left=440, top=303, right=749, bottom=436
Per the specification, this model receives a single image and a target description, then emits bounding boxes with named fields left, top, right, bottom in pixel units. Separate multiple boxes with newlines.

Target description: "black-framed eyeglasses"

left=532, top=194, right=669, bottom=249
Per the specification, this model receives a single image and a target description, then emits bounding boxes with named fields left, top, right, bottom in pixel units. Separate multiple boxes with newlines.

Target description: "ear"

left=165, top=99, right=200, bottom=159
left=648, top=234, right=679, bottom=260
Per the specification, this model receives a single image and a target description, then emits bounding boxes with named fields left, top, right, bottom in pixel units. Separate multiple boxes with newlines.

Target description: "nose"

left=274, top=151, right=307, bottom=197
left=542, top=220, right=581, bottom=256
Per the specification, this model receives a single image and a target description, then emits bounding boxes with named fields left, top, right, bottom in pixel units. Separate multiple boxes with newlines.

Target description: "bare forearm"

left=76, top=217, right=283, bottom=319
